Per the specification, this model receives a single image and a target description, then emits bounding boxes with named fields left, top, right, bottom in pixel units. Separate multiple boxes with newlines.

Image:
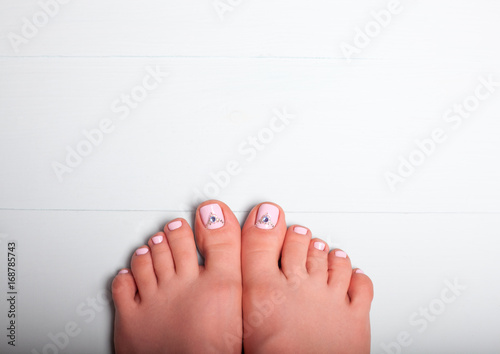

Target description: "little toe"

left=241, top=202, right=287, bottom=286
left=327, top=249, right=353, bottom=296
left=305, top=238, right=329, bottom=280
left=195, top=201, right=241, bottom=280
left=281, top=225, right=311, bottom=278
left=112, top=269, right=138, bottom=311
left=164, top=218, right=199, bottom=279
left=348, top=269, right=374, bottom=312
left=147, top=232, right=175, bottom=286
left=130, top=246, right=158, bottom=299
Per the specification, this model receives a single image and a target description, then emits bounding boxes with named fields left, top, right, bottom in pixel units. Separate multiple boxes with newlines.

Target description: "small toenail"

left=200, top=204, right=225, bottom=229
left=294, top=226, right=308, bottom=235
left=335, top=250, right=347, bottom=258
left=118, top=269, right=129, bottom=274
left=256, top=204, right=279, bottom=229
left=136, top=248, right=149, bottom=256
left=355, top=269, right=364, bottom=274
left=152, top=235, right=163, bottom=245
left=313, top=242, right=326, bottom=251
left=168, top=220, right=182, bottom=231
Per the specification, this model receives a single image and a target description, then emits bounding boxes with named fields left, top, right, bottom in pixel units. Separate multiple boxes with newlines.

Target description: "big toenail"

left=256, top=204, right=279, bottom=229
left=313, top=242, right=326, bottom=251
left=355, top=269, right=364, bottom=274
left=118, top=269, right=129, bottom=274
left=136, top=248, right=149, bottom=256
left=152, top=235, right=163, bottom=244
left=200, top=204, right=225, bottom=229
left=168, top=220, right=182, bottom=231
left=294, top=226, right=308, bottom=235
left=335, top=250, right=347, bottom=258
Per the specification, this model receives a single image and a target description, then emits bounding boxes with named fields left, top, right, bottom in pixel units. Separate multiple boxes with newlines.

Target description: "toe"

left=281, top=225, right=311, bottom=278
left=130, top=246, right=158, bottom=299
left=241, top=202, right=287, bottom=286
left=164, top=218, right=199, bottom=279
left=348, top=269, right=374, bottom=312
left=112, top=269, right=137, bottom=311
left=305, top=238, right=329, bottom=280
left=194, top=201, right=241, bottom=280
left=147, top=232, right=175, bottom=286
left=327, top=249, right=353, bottom=296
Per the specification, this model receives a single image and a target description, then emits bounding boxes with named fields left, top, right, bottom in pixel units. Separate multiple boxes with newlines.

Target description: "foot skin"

left=112, top=201, right=242, bottom=354
left=241, top=203, right=374, bottom=354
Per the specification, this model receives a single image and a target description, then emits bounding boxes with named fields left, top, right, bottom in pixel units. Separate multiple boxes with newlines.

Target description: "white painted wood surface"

left=0, top=0, right=499, bottom=353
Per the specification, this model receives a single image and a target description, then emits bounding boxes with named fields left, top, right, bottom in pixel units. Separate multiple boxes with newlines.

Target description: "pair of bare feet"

left=112, top=201, right=373, bottom=353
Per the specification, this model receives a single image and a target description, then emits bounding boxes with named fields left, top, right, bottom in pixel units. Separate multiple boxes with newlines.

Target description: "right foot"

left=241, top=203, right=374, bottom=354
left=112, top=200, right=243, bottom=354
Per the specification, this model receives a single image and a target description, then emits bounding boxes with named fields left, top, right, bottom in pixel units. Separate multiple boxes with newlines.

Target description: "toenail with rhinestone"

left=200, top=204, right=225, bottom=229
left=256, top=204, right=279, bottom=230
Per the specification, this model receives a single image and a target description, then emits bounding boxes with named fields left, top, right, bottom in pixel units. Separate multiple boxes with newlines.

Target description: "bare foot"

left=241, top=203, right=374, bottom=354
left=112, top=201, right=242, bottom=354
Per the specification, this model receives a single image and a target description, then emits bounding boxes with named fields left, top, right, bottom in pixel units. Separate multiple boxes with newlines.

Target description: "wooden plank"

left=0, top=0, right=499, bottom=61
left=1, top=58, right=499, bottom=212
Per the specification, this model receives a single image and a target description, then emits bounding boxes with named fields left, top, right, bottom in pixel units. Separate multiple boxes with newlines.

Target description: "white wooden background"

left=0, top=1, right=499, bottom=353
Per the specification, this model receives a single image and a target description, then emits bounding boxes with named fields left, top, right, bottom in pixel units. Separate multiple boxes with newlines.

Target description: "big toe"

left=195, top=200, right=241, bottom=280
left=241, top=202, right=287, bottom=286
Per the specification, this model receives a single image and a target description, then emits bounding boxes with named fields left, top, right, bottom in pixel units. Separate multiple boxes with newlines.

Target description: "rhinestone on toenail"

left=257, top=213, right=275, bottom=228
left=207, top=213, right=224, bottom=227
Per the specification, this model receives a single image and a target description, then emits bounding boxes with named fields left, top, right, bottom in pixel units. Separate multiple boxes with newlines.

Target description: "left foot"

left=241, top=202, right=374, bottom=353
left=112, top=200, right=242, bottom=354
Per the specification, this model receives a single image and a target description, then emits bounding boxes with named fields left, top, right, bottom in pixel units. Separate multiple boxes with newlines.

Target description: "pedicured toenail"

left=168, top=220, right=182, bottom=231
left=152, top=235, right=163, bottom=245
left=355, top=269, right=364, bottom=274
left=136, top=248, right=149, bottom=256
left=313, top=242, right=326, bottom=251
left=118, top=269, right=129, bottom=274
left=294, top=226, right=308, bottom=235
left=256, top=204, right=279, bottom=229
left=334, top=250, right=347, bottom=258
left=200, top=204, right=225, bottom=229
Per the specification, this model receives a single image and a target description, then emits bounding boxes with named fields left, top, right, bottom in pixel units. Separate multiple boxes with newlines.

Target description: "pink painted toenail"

left=314, top=242, right=325, bottom=251
left=294, top=226, right=308, bottom=235
left=152, top=235, right=163, bottom=244
left=168, top=220, right=182, bottom=231
left=200, top=204, right=225, bottom=229
left=256, top=204, right=279, bottom=229
left=355, top=269, right=364, bottom=274
left=118, top=269, right=129, bottom=274
left=335, top=250, right=347, bottom=258
left=136, top=248, right=149, bottom=256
